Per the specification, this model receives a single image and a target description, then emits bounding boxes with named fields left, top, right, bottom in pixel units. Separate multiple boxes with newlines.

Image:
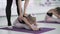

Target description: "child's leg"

left=22, top=24, right=31, bottom=29
left=22, top=17, right=39, bottom=30
left=22, top=23, right=38, bottom=30
left=45, top=15, right=57, bottom=22
left=54, top=18, right=60, bottom=22
left=13, top=18, right=30, bottom=29
left=14, top=23, right=23, bottom=28
left=13, top=17, right=30, bottom=29
left=14, top=17, right=39, bottom=30
left=13, top=18, right=24, bottom=28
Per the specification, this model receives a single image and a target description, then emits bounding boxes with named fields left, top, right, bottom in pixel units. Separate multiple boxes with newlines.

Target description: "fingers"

left=30, top=24, right=39, bottom=31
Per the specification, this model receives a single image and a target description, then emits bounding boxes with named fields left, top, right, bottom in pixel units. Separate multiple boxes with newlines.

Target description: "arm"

left=18, top=0, right=24, bottom=21
left=22, top=17, right=31, bottom=26
left=24, top=0, right=29, bottom=16
left=18, top=0, right=23, bottom=16
left=22, top=17, right=39, bottom=30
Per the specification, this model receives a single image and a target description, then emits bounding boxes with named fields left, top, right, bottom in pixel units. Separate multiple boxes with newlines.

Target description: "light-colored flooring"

left=0, top=14, right=60, bottom=34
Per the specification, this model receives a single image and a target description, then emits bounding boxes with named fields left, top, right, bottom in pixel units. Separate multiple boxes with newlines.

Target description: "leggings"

left=6, top=0, right=24, bottom=26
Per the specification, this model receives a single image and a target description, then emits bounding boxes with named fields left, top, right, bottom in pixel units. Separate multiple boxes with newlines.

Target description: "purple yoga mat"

left=37, top=21, right=60, bottom=24
left=0, top=26, right=55, bottom=34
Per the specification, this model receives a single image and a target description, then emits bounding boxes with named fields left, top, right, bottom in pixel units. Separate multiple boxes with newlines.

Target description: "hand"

left=30, top=24, right=39, bottom=31
left=18, top=15, right=23, bottom=21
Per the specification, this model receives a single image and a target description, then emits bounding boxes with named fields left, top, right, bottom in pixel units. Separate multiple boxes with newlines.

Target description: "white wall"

left=0, top=0, right=60, bottom=16
left=0, top=0, right=17, bottom=16
left=0, top=0, right=6, bottom=16
left=27, top=0, right=60, bottom=14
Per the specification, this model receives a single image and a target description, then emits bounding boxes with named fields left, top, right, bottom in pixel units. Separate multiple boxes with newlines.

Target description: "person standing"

left=6, top=0, right=24, bottom=28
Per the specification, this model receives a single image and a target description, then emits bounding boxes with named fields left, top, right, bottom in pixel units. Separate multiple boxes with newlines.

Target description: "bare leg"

left=45, top=15, right=60, bottom=22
